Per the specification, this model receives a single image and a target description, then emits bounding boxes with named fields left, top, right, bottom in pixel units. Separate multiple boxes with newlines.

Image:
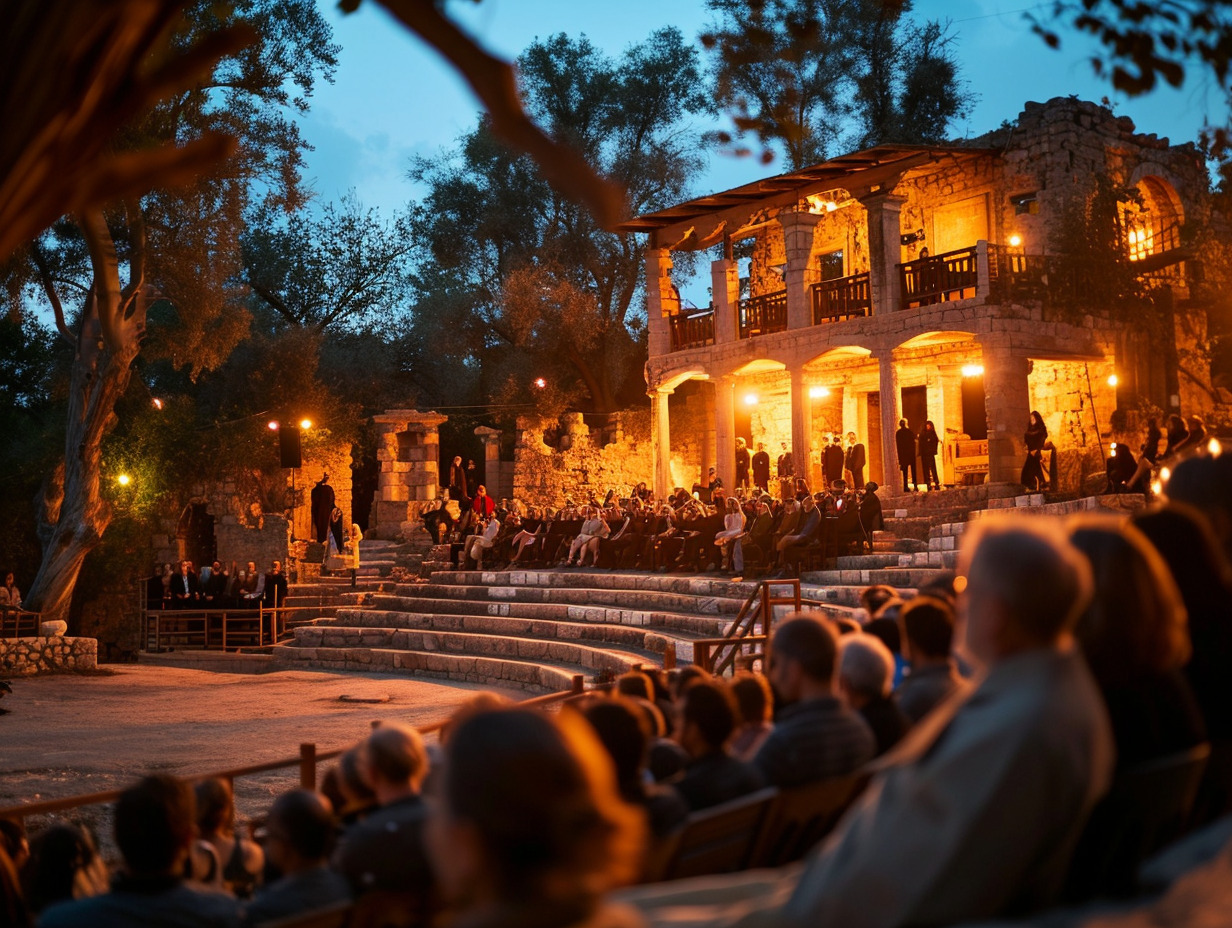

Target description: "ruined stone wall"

left=514, top=410, right=654, bottom=506
left=1028, top=358, right=1117, bottom=492
left=0, top=636, right=97, bottom=676
left=668, top=391, right=711, bottom=491
left=292, top=440, right=354, bottom=542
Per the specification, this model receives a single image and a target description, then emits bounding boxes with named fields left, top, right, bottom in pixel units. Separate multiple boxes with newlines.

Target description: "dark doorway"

left=866, top=393, right=882, bottom=485
left=177, top=503, right=216, bottom=569
left=901, top=385, right=929, bottom=485
left=351, top=449, right=377, bottom=532
left=439, top=416, right=486, bottom=498
left=961, top=375, right=988, bottom=440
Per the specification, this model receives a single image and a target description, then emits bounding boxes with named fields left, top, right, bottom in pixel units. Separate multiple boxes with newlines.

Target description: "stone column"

left=861, top=192, right=907, bottom=315
left=981, top=344, right=1032, bottom=485
left=650, top=387, right=674, bottom=501
left=841, top=385, right=859, bottom=438
left=371, top=410, right=449, bottom=539
left=645, top=246, right=677, bottom=359
left=780, top=210, right=823, bottom=330
left=714, top=377, right=736, bottom=489
left=790, top=367, right=810, bottom=488
left=875, top=349, right=902, bottom=489
left=474, top=426, right=504, bottom=500
left=712, top=258, right=740, bottom=344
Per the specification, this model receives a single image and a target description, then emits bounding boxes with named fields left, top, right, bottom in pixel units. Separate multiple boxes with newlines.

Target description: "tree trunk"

left=24, top=305, right=140, bottom=625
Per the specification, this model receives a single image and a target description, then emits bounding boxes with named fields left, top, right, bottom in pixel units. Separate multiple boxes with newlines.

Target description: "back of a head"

left=267, top=790, right=337, bottom=864
left=730, top=673, right=773, bottom=724
left=23, top=824, right=105, bottom=914
left=441, top=709, right=643, bottom=901
left=1132, top=502, right=1232, bottom=617
left=772, top=613, right=838, bottom=684
left=839, top=634, right=895, bottom=700
left=583, top=698, right=650, bottom=787
left=365, top=723, right=429, bottom=790
left=863, top=616, right=902, bottom=655
left=916, top=571, right=958, bottom=605
left=194, top=777, right=234, bottom=837
left=615, top=671, right=654, bottom=702
left=1068, top=516, right=1191, bottom=683
left=899, top=595, right=956, bottom=660
left=680, top=679, right=738, bottom=750
left=669, top=665, right=710, bottom=700
left=859, top=584, right=899, bottom=615
left=960, top=518, right=1093, bottom=653
left=115, top=775, right=195, bottom=876
left=1166, top=454, right=1232, bottom=547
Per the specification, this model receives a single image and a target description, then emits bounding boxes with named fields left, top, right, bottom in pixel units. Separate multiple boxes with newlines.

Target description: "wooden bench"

left=644, top=787, right=778, bottom=882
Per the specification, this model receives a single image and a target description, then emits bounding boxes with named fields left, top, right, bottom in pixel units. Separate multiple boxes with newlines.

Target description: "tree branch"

left=29, top=241, right=75, bottom=345
left=77, top=209, right=125, bottom=354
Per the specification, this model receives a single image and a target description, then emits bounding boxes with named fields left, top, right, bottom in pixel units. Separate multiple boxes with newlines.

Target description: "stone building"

left=622, top=98, right=1220, bottom=499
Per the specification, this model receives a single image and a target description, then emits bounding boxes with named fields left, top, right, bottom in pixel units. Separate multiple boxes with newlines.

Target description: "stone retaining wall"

left=0, top=636, right=97, bottom=676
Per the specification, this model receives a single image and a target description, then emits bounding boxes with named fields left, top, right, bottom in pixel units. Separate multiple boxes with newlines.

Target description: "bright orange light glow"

left=118, top=474, right=131, bottom=487
left=808, top=386, right=829, bottom=399
left=299, top=419, right=313, bottom=430
left=268, top=421, right=279, bottom=430
left=1008, top=233, right=1022, bottom=248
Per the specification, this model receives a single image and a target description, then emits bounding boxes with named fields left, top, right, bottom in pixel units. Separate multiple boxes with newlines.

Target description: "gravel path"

left=0, top=665, right=520, bottom=839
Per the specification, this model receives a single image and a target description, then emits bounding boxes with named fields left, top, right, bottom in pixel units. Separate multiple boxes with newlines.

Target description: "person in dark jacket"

left=751, top=442, right=771, bottom=491
left=919, top=420, right=941, bottom=491
left=895, top=419, right=917, bottom=492
left=844, top=432, right=866, bottom=489
left=735, top=437, right=751, bottom=489
left=823, top=434, right=845, bottom=488
left=1021, top=411, right=1048, bottom=491
left=670, top=679, right=765, bottom=811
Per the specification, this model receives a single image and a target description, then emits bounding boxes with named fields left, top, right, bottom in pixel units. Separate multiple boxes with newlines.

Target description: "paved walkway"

left=0, top=665, right=519, bottom=833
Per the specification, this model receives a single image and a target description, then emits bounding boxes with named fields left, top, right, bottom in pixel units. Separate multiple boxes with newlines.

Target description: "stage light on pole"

left=268, top=420, right=280, bottom=431
left=299, top=418, right=313, bottom=430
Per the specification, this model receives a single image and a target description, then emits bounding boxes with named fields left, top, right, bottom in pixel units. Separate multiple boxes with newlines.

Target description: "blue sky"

left=297, top=0, right=1225, bottom=214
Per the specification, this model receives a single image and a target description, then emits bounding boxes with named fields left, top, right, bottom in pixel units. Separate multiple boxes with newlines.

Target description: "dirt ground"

left=0, top=665, right=520, bottom=842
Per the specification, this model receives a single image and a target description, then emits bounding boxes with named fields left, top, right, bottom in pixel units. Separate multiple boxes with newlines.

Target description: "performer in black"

left=310, top=473, right=334, bottom=544
left=895, top=419, right=917, bottom=492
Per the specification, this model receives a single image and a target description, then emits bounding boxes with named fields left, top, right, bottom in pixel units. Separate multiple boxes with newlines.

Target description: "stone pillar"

left=371, top=410, right=449, bottom=539
left=939, top=363, right=965, bottom=484
left=790, top=367, right=810, bottom=489
left=861, top=192, right=907, bottom=315
left=842, top=385, right=859, bottom=438
left=981, top=344, right=1032, bottom=485
left=781, top=210, right=823, bottom=330
left=645, top=246, right=677, bottom=359
left=714, top=377, right=736, bottom=489
left=876, top=349, right=902, bottom=489
left=650, top=387, right=674, bottom=501
left=712, top=258, right=740, bottom=344
left=474, top=426, right=504, bottom=500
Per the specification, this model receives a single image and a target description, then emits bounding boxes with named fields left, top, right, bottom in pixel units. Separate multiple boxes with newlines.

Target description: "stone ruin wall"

left=1028, top=358, right=1118, bottom=492
left=0, top=636, right=97, bottom=676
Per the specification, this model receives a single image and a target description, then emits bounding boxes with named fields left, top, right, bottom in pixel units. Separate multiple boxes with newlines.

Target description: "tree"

left=408, top=28, right=710, bottom=415
left=242, top=194, right=412, bottom=332
left=20, top=0, right=337, bottom=624
left=702, top=0, right=971, bottom=167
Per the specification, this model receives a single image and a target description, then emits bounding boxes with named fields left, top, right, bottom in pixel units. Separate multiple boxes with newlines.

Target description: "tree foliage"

left=408, top=28, right=710, bottom=415
left=702, top=0, right=971, bottom=167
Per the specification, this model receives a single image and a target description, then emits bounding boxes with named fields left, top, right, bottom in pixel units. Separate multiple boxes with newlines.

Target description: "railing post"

left=299, top=743, right=316, bottom=789
left=571, top=674, right=585, bottom=695
left=976, top=240, right=990, bottom=300
left=663, top=641, right=677, bottom=670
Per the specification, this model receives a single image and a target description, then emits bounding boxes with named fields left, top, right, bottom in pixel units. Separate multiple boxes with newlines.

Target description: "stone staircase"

left=267, top=491, right=1147, bottom=692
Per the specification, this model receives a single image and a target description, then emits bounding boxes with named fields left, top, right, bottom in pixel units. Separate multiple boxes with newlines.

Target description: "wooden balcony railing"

left=811, top=272, right=871, bottom=324
left=0, top=607, right=40, bottom=639
left=668, top=307, right=716, bottom=352
left=739, top=289, right=788, bottom=339
left=899, top=246, right=979, bottom=308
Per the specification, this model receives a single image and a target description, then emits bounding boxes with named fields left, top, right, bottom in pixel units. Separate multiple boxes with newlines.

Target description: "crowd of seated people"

left=5, top=450, right=1231, bottom=928
left=421, top=477, right=886, bottom=578
left=145, top=559, right=289, bottom=611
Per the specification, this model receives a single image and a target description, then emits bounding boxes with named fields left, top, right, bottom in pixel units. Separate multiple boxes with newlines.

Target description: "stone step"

left=403, top=581, right=749, bottom=616
left=972, top=492, right=1146, bottom=519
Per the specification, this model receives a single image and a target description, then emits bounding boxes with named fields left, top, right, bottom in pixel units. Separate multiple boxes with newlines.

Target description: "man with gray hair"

left=332, top=723, right=433, bottom=901
left=837, top=634, right=910, bottom=756
left=623, top=517, right=1114, bottom=928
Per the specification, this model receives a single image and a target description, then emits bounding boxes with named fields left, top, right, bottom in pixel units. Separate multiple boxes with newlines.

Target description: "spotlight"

left=152, top=397, right=164, bottom=410
left=118, top=474, right=131, bottom=487
left=1209, top=438, right=1222, bottom=457
left=299, top=419, right=313, bottom=430
left=1107, top=374, right=1118, bottom=388
left=268, top=421, right=280, bottom=431
left=962, top=364, right=985, bottom=378
left=1008, top=233, right=1023, bottom=248
left=808, top=386, right=829, bottom=399
left=533, top=377, right=547, bottom=389
left=743, top=393, right=759, bottom=406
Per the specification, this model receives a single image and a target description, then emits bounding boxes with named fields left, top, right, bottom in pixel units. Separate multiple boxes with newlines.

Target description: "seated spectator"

left=670, top=679, right=765, bottom=812
left=0, top=838, right=25, bottom=928
left=1068, top=516, right=1206, bottom=770
left=465, top=513, right=501, bottom=570
left=332, top=723, right=433, bottom=901
left=729, top=673, right=774, bottom=762
left=422, top=495, right=456, bottom=544
left=21, top=824, right=108, bottom=917
left=0, top=819, right=28, bottom=875
left=239, top=562, right=261, bottom=604
left=1165, top=452, right=1232, bottom=565
left=615, top=670, right=655, bottom=702
left=426, top=708, right=644, bottom=928
left=857, top=583, right=898, bottom=622
left=837, top=635, right=910, bottom=757
left=39, top=775, right=243, bottom=927
left=624, top=517, right=1115, bottom=928
left=243, top=791, right=351, bottom=927
left=199, top=561, right=228, bottom=607
left=260, top=560, right=288, bottom=609
left=170, top=560, right=199, bottom=609
left=471, top=485, right=495, bottom=519
left=864, top=612, right=907, bottom=687
left=774, top=495, right=821, bottom=573
left=895, top=595, right=968, bottom=723
left=584, top=699, right=689, bottom=840
left=565, top=507, right=610, bottom=567
left=753, top=613, right=875, bottom=788
left=714, top=497, right=747, bottom=574
left=194, top=778, right=264, bottom=900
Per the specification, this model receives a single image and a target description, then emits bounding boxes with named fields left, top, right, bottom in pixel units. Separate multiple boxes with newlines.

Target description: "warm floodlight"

left=743, top=393, right=759, bottom=406
left=118, top=474, right=131, bottom=487
left=533, top=377, right=547, bottom=389
left=152, top=397, right=164, bottom=410
left=1008, top=233, right=1023, bottom=248
left=1107, top=374, right=1118, bottom=387
left=268, top=420, right=279, bottom=431
left=1210, top=438, right=1222, bottom=457
left=299, top=419, right=313, bottom=430
left=962, top=364, right=985, bottom=378
left=808, top=386, right=829, bottom=399
left=1160, top=466, right=1171, bottom=483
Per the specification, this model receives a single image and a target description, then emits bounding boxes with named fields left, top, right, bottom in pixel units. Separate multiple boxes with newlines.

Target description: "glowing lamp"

left=962, top=364, right=985, bottom=378
left=299, top=419, right=313, bottom=430
left=152, top=397, right=163, bottom=410
left=1008, top=233, right=1023, bottom=248
left=1107, top=374, right=1118, bottom=388
left=743, top=393, right=759, bottom=406
left=1151, top=479, right=1163, bottom=496
left=1209, top=438, right=1222, bottom=457
left=1160, top=466, right=1171, bottom=483
left=267, top=420, right=280, bottom=431
left=118, top=474, right=131, bottom=487
left=808, top=386, right=829, bottom=399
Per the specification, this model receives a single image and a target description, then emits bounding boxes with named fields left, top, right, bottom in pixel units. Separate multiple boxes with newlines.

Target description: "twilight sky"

left=297, top=0, right=1225, bottom=215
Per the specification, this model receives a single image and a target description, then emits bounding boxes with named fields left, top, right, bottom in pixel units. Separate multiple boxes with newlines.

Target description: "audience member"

left=38, top=775, right=243, bottom=928
left=332, top=723, right=433, bottom=901
left=837, top=635, right=910, bottom=757
left=753, top=613, right=875, bottom=787
left=194, top=778, right=264, bottom=900
left=1165, top=453, right=1232, bottom=564
left=1067, top=516, right=1206, bottom=770
left=242, top=791, right=350, bottom=927
left=425, top=708, right=644, bottom=928
left=584, top=699, right=689, bottom=840
left=729, top=673, right=775, bottom=762
left=895, top=595, right=967, bottom=723
left=20, top=824, right=107, bottom=917
left=670, top=679, right=765, bottom=812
